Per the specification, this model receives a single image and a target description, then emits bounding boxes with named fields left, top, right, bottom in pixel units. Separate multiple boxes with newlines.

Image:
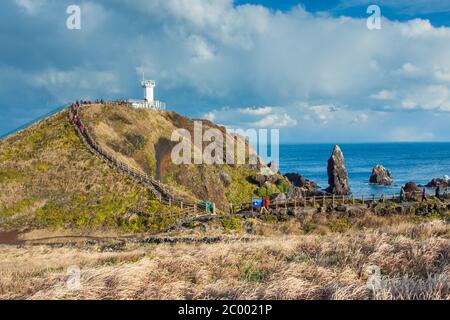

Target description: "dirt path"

left=0, top=231, right=24, bottom=245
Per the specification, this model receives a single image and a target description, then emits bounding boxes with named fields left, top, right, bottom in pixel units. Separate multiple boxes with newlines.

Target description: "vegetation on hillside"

left=81, top=104, right=286, bottom=209
left=0, top=111, right=181, bottom=232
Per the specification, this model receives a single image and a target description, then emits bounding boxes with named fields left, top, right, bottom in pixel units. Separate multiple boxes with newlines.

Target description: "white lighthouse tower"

left=129, top=74, right=166, bottom=110
left=142, top=79, right=155, bottom=103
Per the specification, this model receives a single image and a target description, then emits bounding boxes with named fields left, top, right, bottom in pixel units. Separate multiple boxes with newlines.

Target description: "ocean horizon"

left=278, top=142, right=450, bottom=196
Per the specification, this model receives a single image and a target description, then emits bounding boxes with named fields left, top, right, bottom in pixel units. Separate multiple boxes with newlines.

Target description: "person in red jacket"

left=263, top=196, right=269, bottom=210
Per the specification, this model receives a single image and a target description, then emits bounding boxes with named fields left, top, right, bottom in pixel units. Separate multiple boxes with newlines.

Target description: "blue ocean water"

left=279, top=143, right=450, bottom=196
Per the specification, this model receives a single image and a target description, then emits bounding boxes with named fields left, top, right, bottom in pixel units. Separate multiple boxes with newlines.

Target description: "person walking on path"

left=435, top=186, right=441, bottom=200
left=421, top=188, right=427, bottom=202
left=399, top=187, right=405, bottom=203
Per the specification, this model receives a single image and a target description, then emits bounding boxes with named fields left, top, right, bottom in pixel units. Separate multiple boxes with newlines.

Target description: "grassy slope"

left=0, top=110, right=181, bottom=232
left=81, top=104, right=285, bottom=209
left=0, top=217, right=448, bottom=299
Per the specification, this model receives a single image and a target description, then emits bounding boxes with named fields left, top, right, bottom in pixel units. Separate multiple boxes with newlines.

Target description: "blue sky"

left=1, top=0, right=450, bottom=142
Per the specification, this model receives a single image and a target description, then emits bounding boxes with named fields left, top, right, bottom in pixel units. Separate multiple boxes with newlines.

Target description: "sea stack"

left=326, top=145, right=351, bottom=195
left=369, top=165, right=393, bottom=186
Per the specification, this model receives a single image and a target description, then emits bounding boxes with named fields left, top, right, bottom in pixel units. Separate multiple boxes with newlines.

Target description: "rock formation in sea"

left=369, top=165, right=393, bottom=186
left=425, top=177, right=450, bottom=188
left=326, top=145, right=351, bottom=195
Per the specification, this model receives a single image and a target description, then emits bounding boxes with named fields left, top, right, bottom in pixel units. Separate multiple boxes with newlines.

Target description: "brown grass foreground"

left=0, top=218, right=448, bottom=300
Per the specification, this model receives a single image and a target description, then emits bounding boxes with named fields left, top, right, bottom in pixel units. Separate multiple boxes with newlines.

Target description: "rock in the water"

left=425, top=177, right=449, bottom=188
left=369, top=165, right=393, bottom=186
left=404, top=181, right=419, bottom=193
left=326, top=145, right=351, bottom=195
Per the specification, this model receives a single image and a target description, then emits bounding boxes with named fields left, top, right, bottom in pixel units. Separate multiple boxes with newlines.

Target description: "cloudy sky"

left=1, top=0, right=450, bottom=142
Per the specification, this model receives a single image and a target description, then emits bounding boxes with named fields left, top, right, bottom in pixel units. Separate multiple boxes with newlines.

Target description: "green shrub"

left=243, top=265, right=264, bottom=282
left=220, top=216, right=242, bottom=231
left=125, top=133, right=147, bottom=151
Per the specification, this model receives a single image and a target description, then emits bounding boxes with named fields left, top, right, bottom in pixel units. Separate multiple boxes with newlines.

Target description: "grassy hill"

left=80, top=104, right=287, bottom=209
left=0, top=110, right=183, bottom=232
left=0, top=104, right=286, bottom=232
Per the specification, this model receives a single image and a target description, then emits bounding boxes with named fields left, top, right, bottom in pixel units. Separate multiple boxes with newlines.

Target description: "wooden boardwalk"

left=69, top=103, right=209, bottom=218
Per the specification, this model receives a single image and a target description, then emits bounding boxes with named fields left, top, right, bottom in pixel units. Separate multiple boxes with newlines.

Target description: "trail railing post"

left=194, top=204, right=197, bottom=215
left=323, top=195, right=326, bottom=206
left=332, top=194, right=335, bottom=206
left=352, top=195, right=355, bottom=205
left=276, top=200, right=278, bottom=210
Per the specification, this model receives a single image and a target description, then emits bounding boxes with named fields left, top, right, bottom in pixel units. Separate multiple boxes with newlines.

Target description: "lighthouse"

left=129, top=76, right=166, bottom=110
left=141, top=79, right=156, bottom=103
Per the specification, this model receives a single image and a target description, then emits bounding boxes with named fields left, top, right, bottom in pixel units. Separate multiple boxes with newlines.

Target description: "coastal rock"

left=284, top=173, right=306, bottom=187
left=220, top=171, right=231, bottom=187
left=404, top=181, right=419, bottom=193
left=284, top=173, right=319, bottom=193
left=287, top=186, right=303, bottom=200
left=369, top=165, right=393, bottom=186
left=326, top=145, right=351, bottom=195
left=271, top=192, right=287, bottom=202
left=425, top=177, right=449, bottom=188
left=267, top=161, right=279, bottom=175
left=248, top=174, right=267, bottom=187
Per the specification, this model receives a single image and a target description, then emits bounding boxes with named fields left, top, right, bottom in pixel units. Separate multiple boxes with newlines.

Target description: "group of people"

left=69, top=102, right=85, bottom=134
left=399, top=185, right=447, bottom=203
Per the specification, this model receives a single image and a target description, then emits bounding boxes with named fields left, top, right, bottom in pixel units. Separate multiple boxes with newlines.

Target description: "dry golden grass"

left=1, top=219, right=448, bottom=300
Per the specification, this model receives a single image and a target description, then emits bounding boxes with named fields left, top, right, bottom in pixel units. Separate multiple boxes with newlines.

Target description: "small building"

left=129, top=77, right=166, bottom=110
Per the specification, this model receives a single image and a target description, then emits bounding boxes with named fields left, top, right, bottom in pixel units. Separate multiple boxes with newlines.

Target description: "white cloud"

left=4, top=0, right=450, bottom=141
left=14, top=0, right=47, bottom=13
left=352, top=113, right=369, bottom=124
left=202, top=111, right=216, bottom=122
left=238, top=106, right=273, bottom=115
left=253, top=113, right=297, bottom=128
left=400, top=85, right=450, bottom=111
left=370, top=90, right=396, bottom=100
